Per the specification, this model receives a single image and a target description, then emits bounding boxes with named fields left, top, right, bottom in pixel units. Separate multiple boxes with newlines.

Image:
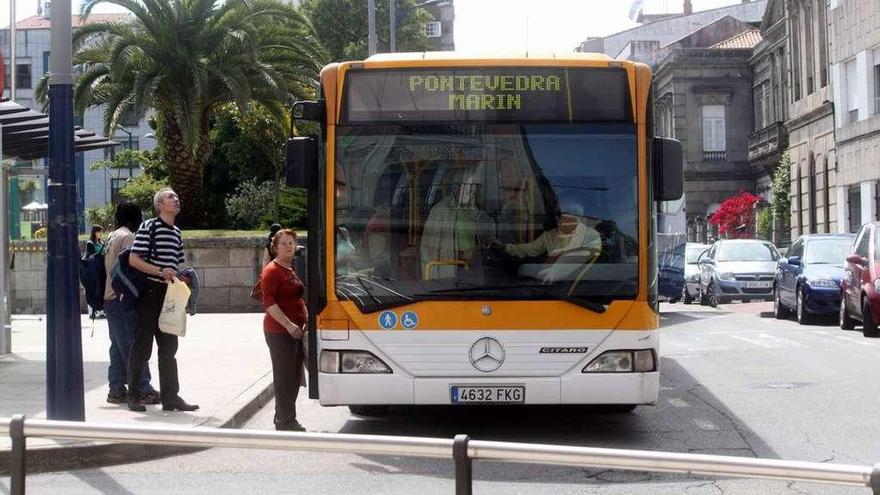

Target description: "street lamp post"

left=46, top=0, right=85, bottom=420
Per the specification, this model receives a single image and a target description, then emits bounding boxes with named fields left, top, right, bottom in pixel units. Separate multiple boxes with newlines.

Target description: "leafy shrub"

left=226, top=180, right=276, bottom=229
left=86, top=203, right=116, bottom=229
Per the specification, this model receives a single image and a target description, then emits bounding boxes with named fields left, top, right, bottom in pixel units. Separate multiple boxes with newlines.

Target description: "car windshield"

left=334, top=123, right=639, bottom=312
left=686, top=246, right=708, bottom=264
left=804, top=238, right=853, bottom=265
left=716, top=242, right=778, bottom=262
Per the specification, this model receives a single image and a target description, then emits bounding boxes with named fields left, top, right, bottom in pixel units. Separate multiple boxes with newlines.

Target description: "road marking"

left=728, top=334, right=776, bottom=348
left=757, top=333, right=805, bottom=347
left=667, top=398, right=690, bottom=408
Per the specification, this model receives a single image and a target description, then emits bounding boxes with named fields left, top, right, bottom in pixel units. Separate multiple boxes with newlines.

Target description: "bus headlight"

left=319, top=350, right=392, bottom=374
left=583, top=350, right=656, bottom=373
left=717, top=272, right=736, bottom=281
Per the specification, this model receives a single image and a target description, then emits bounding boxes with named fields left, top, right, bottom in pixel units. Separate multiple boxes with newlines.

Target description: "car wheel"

left=840, top=296, right=856, bottom=330
left=796, top=287, right=811, bottom=325
left=683, top=285, right=692, bottom=305
left=773, top=285, right=788, bottom=320
left=862, top=299, right=879, bottom=338
left=708, top=283, right=719, bottom=308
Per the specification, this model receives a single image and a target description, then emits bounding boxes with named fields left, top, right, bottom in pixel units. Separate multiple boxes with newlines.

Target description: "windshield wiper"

left=336, top=276, right=416, bottom=314
left=418, top=284, right=607, bottom=314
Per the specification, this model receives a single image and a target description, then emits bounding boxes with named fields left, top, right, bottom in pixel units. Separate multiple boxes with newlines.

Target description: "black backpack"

left=79, top=250, right=106, bottom=314
left=110, top=221, right=157, bottom=311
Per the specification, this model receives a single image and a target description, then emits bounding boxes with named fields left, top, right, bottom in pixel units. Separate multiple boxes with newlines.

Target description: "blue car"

left=773, top=233, right=855, bottom=324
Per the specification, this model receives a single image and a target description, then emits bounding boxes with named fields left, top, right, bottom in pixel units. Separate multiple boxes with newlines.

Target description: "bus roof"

left=363, top=52, right=616, bottom=63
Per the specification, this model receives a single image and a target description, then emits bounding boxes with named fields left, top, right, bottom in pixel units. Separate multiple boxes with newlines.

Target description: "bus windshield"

left=334, top=123, right=639, bottom=312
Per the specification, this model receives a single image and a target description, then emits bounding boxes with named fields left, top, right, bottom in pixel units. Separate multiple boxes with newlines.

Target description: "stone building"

left=654, top=18, right=763, bottom=241
left=829, top=0, right=880, bottom=232
left=785, top=0, right=837, bottom=237
left=748, top=0, right=790, bottom=242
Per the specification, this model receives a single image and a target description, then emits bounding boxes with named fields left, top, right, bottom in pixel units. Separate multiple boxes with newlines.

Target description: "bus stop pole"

left=46, top=0, right=85, bottom=421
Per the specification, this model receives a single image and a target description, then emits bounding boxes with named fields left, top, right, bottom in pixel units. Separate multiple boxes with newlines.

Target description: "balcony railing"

left=748, top=122, right=788, bottom=162
left=703, top=151, right=727, bottom=162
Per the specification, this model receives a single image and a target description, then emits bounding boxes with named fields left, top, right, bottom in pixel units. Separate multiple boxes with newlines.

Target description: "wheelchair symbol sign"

left=401, top=312, right=419, bottom=330
left=378, top=311, right=397, bottom=330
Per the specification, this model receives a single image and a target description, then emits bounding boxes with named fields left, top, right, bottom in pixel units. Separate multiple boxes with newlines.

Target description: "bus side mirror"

left=653, top=137, right=683, bottom=201
left=286, top=136, right=318, bottom=188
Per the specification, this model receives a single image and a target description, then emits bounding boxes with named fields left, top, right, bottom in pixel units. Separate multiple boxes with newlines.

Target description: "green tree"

left=302, top=0, right=434, bottom=61
left=772, top=150, right=792, bottom=226
left=68, top=0, right=327, bottom=227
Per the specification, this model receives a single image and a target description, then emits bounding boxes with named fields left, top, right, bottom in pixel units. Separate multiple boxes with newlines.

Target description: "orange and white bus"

left=287, top=53, right=682, bottom=412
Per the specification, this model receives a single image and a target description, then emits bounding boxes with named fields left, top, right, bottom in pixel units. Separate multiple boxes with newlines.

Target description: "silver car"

left=698, top=239, right=781, bottom=307
left=682, top=243, right=711, bottom=304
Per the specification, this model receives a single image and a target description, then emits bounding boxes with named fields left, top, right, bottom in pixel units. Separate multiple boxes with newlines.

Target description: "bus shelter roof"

left=1, top=98, right=116, bottom=161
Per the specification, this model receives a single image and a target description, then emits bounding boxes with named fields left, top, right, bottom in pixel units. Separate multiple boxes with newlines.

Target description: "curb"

left=0, top=374, right=275, bottom=474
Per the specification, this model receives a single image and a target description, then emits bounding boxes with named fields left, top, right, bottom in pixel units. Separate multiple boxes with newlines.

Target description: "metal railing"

left=3, top=414, right=880, bottom=494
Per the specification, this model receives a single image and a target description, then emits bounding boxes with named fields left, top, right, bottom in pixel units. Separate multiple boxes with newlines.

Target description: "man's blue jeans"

left=105, top=299, right=154, bottom=395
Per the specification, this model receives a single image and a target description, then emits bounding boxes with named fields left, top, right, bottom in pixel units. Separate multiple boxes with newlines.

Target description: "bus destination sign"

left=341, top=67, right=631, bottom=124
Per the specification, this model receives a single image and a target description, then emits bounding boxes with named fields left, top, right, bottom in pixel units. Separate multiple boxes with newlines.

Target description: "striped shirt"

left=131, top=218, right=185, bottom=282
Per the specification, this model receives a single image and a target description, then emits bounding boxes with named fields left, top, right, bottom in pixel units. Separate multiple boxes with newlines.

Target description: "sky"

left=3, top=0, right=750, bottom=53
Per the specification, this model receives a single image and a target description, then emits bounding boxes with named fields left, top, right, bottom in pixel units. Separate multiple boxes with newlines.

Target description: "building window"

left=797, top=165, right=803, bottom=235
left=790, top=9, right=802, bottom=101
left=874, top=55, right=880, bottom=115
left=804, top=1, right=815, bottom=94
left=809, top=155, right=817, bottom=233
left=754, top=83, right=764, bottom=130
left=425, top=21, right=441, bottom=38
left=111, top=178, right=129, bottom=204
left=120, top=108, right=140, bottom=128
left=845, top=58, right=859, bottom=123
left=849, top=184, right=862, bottom=233
left=702, top=105, right=726, bottom=161
left=818, top=0, right=828, bottom=87
left=824, top=158, right=831, bottom=232
left=875, top=180, right=880, bottom=221
left=2, top=64, right=32, bottom=89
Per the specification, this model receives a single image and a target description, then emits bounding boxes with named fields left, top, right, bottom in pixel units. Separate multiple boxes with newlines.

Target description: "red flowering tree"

left=709, top=191, right=761, bottom=238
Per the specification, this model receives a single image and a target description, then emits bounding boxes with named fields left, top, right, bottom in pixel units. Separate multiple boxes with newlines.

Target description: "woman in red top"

left=261, top=229, right=308, bottom=431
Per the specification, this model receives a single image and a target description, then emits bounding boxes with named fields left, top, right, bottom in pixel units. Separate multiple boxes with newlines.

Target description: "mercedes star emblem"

left=469, top=337, right=505, bottom=372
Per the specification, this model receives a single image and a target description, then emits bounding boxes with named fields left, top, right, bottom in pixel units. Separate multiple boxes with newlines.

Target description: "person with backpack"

left=86, top=225, right=105, bottom=256
left=103, top=203, right=159, bottom=405
left=126, top=188, right=199, bottom=412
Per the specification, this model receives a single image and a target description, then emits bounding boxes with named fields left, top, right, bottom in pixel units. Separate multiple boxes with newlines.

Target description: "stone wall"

left=11, top=237, right=272, bottom=314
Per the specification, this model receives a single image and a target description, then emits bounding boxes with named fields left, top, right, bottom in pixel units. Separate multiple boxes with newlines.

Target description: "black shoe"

left=162, top=397, right=199, bottom=411
left=127, top=399, right=146, bottom=412
left=141, top=390, right=161, bottom=405
left=107, top=390, right=127, bottom=404
left=276, top=420, right=306, bottom=432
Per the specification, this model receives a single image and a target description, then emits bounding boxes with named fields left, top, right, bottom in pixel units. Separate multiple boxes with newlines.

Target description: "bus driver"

left=497, top=200, right=602, bottom=282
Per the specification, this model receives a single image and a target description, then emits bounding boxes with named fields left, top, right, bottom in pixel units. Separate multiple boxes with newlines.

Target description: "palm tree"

left=71, top=0, right=327, bottom=226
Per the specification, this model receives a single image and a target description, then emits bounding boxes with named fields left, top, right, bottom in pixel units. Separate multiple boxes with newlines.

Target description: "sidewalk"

left=0, top=313, right=274, bottom=472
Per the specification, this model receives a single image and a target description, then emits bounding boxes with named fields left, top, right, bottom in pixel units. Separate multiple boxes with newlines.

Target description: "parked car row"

left=677, top=221, right=880, bottom=336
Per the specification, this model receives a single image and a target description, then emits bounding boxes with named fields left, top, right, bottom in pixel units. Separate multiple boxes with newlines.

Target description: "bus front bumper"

left=317, top=371, right=659, bottom=406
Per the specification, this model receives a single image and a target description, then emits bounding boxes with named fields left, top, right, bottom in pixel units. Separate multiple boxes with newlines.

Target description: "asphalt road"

left=6, top=302, right=880, bottom=494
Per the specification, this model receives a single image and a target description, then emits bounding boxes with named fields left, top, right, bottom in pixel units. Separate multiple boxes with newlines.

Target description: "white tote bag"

left=158, top=278, right=191, bottom=337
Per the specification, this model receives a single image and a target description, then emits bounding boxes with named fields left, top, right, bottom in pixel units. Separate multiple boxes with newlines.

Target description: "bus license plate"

left=451, top=386, right=525, bottom=404
left=744, top=281, right=772, bottom=288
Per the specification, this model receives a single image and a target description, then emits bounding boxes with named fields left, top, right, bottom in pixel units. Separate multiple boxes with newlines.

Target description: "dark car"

left=840, top=222, right=880, bottom=336
left=773, top=233, right=855, bottom=324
